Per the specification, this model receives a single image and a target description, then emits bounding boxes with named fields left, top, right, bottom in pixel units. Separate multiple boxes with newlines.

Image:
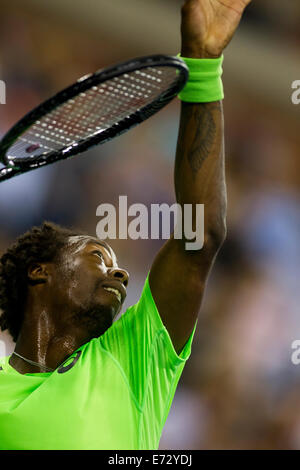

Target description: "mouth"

left=103, top=286, right=123, bottom=303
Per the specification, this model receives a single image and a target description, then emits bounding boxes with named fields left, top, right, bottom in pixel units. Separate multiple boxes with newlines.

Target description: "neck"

left=9, top=300, right=89, bottom=375
left=10, top=330, right=79, bottom=375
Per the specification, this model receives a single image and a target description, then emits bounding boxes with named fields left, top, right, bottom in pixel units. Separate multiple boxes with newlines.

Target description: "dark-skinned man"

left=0, top=0, right=252, bottom=450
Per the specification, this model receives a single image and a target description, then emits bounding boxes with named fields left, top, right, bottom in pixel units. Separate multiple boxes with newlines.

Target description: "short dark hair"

left=0, top=222, right=82, bottom=342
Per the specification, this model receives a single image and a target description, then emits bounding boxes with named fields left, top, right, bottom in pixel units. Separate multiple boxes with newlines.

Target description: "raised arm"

left=149, top=0, right=252, bottom=354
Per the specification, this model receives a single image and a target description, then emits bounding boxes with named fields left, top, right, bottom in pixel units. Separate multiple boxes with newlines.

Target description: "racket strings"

left=7, top=66, right=177, bottom=161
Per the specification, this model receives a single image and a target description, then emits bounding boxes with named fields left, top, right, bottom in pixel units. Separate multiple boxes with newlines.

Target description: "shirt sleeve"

left=98, top=272, right=198, bottom=417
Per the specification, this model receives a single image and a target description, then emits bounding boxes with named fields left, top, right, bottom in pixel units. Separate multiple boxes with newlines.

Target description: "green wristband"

left=177, top=54, right=224, bottom=103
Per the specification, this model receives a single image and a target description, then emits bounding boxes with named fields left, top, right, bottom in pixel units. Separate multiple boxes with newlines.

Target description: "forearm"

left=174, top=100, right=227, bottom=246
left=173, top=0, right=252, bottom=250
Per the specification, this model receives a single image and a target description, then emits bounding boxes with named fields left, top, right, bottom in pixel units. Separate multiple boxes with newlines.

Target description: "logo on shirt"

left=57, top=350, right=82, bottom=374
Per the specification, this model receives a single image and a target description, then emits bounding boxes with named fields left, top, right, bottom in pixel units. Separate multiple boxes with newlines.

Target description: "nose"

left=108, top=268, right=129, bottom=287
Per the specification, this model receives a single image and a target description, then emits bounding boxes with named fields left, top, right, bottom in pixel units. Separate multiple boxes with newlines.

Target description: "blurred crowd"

left=243, top=0, right=300, bottom=48
left=0, top=1, right=300, bottom=450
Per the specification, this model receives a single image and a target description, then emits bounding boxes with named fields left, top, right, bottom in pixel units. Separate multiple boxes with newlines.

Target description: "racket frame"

left=0, top=55, right=189, bottom=182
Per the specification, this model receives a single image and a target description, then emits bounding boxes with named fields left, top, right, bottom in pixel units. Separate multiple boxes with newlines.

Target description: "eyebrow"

left=89, top=240, right=110, bottom=250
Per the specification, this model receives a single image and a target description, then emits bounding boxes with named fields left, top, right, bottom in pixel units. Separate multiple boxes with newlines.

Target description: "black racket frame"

left=0, top=55, right=189, bottom=182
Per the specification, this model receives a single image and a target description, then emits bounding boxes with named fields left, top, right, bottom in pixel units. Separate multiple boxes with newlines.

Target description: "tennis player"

left=0, top=0, right=251, bottom=450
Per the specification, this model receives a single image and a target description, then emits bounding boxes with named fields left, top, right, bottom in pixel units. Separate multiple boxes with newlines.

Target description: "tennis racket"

left=0, top=55, right=189, bottom=182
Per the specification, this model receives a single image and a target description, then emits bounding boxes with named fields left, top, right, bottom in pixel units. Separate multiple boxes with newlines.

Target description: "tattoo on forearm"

left=177, top=102, right=221, bottom=176
left=189, top=104, right=216, bottom=173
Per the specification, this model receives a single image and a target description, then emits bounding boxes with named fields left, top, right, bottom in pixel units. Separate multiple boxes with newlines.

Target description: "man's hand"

left=181, top=0, right=252, bottom=58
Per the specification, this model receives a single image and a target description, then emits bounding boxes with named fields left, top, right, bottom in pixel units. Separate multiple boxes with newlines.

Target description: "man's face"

left=51, top=235, right=129, bottom=339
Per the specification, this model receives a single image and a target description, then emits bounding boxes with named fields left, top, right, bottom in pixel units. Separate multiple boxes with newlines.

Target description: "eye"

left=92, top=250, right=104, bottom=261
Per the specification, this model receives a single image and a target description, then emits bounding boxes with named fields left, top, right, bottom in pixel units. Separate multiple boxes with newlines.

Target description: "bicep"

left=149, top=234, right=219, bottom=354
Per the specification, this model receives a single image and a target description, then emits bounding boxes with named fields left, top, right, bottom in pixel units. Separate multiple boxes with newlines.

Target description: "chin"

left=72, top=303, right=116, bottom=338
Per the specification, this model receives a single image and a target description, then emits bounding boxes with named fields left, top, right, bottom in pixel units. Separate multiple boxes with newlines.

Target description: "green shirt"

left=0, top=274, right=197, bottom=450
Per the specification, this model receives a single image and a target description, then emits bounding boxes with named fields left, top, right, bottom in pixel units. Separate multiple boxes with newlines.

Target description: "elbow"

left=205, top=219, right=227, bottom=253
left=176, top=211, right=227, bottom=254
left=204, top=199, right=227, bottom=252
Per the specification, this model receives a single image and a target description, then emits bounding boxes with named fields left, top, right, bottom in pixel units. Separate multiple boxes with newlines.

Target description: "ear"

left=28, top=263, right=49, bottom=285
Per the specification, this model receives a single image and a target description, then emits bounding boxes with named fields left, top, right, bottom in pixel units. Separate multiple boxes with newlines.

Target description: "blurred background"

left=0, top=0, right=300, bottom=450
